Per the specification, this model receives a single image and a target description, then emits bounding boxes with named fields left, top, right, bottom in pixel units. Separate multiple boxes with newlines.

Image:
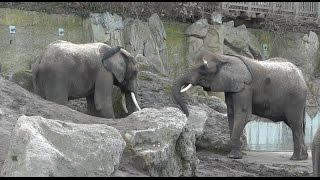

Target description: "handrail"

left=222, top=2, right=318, bottom=18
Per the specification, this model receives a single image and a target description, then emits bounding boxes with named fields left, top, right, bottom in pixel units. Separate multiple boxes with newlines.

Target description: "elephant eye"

left=199, top=66, right=208, bottom=75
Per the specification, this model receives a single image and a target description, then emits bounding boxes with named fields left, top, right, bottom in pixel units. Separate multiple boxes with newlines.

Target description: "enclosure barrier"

left=222, top=2, right=319, bottom=18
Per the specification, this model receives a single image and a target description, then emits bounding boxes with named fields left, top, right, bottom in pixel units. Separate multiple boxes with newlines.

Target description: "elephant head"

left=172, top=50, right=252, bottom=116
left=101, top=46, right=141, bottom=113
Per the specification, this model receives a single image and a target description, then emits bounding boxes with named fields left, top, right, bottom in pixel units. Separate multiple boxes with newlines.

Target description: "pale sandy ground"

left=196, top=150, right=313, bottom=177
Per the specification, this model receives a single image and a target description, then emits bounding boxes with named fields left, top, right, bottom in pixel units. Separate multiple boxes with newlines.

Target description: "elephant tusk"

left=120, top=48, right=134, bottom=58
left=131, top=92, right=142, bottom=111
left=121, top=93, right=128, bottom=113
left=180, top=84, right=192, bottom=93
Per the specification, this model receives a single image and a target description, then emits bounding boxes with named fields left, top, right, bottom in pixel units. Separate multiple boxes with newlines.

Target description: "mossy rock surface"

left=11, top=70, right=33, bottom=93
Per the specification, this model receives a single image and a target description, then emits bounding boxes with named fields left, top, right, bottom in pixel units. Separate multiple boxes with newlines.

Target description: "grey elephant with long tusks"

left=172, top=49, right=308, bottom=160
left=312, top=126, right=320, bottom=176
left=31, top=40, right=142, bottom=119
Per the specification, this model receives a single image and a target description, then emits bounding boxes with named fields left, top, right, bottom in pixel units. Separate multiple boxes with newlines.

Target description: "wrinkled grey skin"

left=172, top=49, right=308, bottom=160
left=312, top=126, right=320, bottom=176
left=32, top=40, right=138, bottom=119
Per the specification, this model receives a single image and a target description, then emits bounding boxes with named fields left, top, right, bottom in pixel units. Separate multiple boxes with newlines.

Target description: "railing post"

left=271, top=2, right=275, bottom=13
left=317, top=2, right=320, bottom=18
left=294, top=2, right=299, bottom=17
left=248, top=2, right=252, bottom=12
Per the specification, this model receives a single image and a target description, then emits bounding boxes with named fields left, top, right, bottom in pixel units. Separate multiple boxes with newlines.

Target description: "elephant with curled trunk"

left=172, top=49, right=308, bottom=160
left=32, top=40, right=141, bottom=119
left=312, top=126, right=320, bottom=176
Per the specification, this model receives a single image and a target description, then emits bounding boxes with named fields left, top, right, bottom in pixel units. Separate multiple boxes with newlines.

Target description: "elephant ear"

left=210, top=55, right=252, bottom=92
left=102, top=46, right=126, bottom=83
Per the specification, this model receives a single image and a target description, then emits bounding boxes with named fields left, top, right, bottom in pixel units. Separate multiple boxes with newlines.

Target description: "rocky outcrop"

left=0, top=76, right=206, bottom=177
left=185, top=19, right=262, bottom=66
left=88, top=12, right=168, bottom=75
left=0, top=76, right=115, bottom=172
left=115, top=107, right=198, bottom=177
left=1, top=115, right=125, bottom=177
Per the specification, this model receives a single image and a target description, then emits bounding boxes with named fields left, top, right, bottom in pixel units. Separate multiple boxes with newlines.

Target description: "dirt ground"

left=196, top=150, right=313, bottom=177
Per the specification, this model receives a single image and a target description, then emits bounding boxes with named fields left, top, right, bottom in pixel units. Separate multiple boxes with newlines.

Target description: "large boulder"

left=195, top=109, right=247, bottom=153
left=89, top=12, right=124, bottom=46
left=0, top=76, right=204, bottom=177
left=185, top=19, right=263, bottom=66
left=114, top=107, right=199, bottom=177
left=1, top=115, right=125, bottom=177
left=0, top=77, right=114, bottom=171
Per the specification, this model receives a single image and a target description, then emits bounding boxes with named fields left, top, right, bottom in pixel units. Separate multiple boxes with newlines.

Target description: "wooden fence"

left=222, top=2, right=319, bottom=18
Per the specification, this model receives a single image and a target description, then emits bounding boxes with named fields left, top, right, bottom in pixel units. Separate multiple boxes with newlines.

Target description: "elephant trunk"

left=172, top=72, right=191, bottom=116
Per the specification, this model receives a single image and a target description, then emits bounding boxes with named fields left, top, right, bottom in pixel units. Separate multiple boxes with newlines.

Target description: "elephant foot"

left=227, top=150, right=243, bottom=159
left=290, top=147, right=308, bottom=161
left=290, top=152, right=308, bottom=161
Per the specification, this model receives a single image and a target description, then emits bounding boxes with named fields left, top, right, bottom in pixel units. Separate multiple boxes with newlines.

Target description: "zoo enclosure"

left=222, top=2, right=319, bottom=18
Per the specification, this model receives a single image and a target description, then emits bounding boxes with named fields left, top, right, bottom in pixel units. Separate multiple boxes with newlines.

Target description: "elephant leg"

left=225, top=92, right=234, bottom=138
left=227, top=89, right=252, bottom=159
left=285, top=106, right=308, bottom=160
left=314, top=148, right=320, bottom=176
left=94, top=70, right=115, bottom=119
left=86, top=94, right=99, bottom=116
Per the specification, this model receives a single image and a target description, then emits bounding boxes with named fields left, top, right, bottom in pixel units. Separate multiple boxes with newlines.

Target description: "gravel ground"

left=196, top=150, right=313, bottom=177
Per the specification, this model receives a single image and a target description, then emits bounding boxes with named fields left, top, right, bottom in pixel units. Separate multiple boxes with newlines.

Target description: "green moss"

left=12, top=70, right=34, bottom=92
left=138, top=64, right=148, bottom=71
left=162, top=85, right=172, bottom=94
left=139, top=74, right=153, bottom=81
left=164, top=21, right=189, bottom=78
left=11, top=155, right=18, bottom=161
left=0, top=8, right=83, bottom=28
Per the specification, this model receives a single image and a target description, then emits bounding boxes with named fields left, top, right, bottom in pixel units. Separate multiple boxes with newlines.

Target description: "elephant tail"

left=31, top=55, right=44, bottom=97
left=303, top=106, right=306, bottom=136
left=31, top=62, right=40, bottom=95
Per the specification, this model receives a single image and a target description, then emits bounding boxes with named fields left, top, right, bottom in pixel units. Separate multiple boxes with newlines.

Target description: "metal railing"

left=222, top=2, right=318, bottom=18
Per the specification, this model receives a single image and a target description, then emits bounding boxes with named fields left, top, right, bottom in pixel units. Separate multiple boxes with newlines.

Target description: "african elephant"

left=32, top=40, right=141, bottom=119
left=172, top=49, right=308, bottom=160
left=312, top=126, right=320, bottom=176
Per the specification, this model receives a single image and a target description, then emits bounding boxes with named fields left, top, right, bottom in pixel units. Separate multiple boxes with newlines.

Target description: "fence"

left=245, top=112, right=320, bottom=151
left=222, top=2, right=319, bottom=18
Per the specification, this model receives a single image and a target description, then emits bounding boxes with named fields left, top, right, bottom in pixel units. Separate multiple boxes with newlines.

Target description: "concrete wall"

left=0, top=8, right=89, bottom=75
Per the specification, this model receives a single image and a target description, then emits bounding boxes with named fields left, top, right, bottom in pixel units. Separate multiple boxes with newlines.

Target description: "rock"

left=203, top=26, right=223, bottom=54
left=187, top=105, right=209, bottom=139
left=148, top=13, right=169, bottom=73
left=114, top=107, right=198, bottom=177
left=0, top=77, right=116, bottom=171
left=221, top=22, right=262, bottom=59
left=1, top=115, right=125, bottom=177
left=90, top=12, right=124, bottom=46
left=123, top=18, right=166, bottom=75
left=186, top=36, right=203, bottom=65
left=196, top=110, right=247, bottom=153
left=210, top=12, right=223, bottom=25
left=6, top=70, right=33, bottom=93
left=185, top=19, right=208, bottom=38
